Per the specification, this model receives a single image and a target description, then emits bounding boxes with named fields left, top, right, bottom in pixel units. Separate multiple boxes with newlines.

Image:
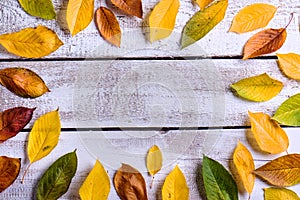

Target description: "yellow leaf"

left=146, top=145, right=163, bottom=176
left=28, top=109, right=61, bottom=163
left=233, top=142, right=255, bottom=194
left=148, top=0, right=179, bottom=42
left=229, top=3, right=277, bottom=33
left=67, top=0, right=94, bottom=36
left=248, top=111, right=289, bottom=154
left=0, top=26, right=63, bottom=58
left=162, top=165, right=189, bottom=200
left=79, top=160, right=110, bottom=200
left=264, top=187, right=300, bottom=200
left=194, top=0, right=214, bottom=10
left=277, top=53, right=300, bottom=80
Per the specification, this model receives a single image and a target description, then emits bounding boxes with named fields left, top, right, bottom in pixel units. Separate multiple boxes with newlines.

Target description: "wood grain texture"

left=0, top=0, right=299, bottom=58
left=0, top=129, right=299, bottom=200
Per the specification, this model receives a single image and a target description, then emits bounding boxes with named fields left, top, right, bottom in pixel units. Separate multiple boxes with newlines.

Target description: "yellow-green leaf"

left=231, top=73, right=283, bottom=102
left=0, top=26, right=63, bottom=58
left=146, top=145, right=163, bottom=176
left=28, top=109, right=61, bottom=163
left=18, top=0, right=56, bottom=20
left=277, top=53, right=300, bottom=80
left=148, top=0, right=180, bottom=42
left=248, top=111, right=289, bottom=154
left=79, top=160, right=110, bottom=200
left=229, top=3, right=277, bottom=33
left=162, top=165, right=189, bottom=200
left=254, top=154, right=300, bottom=187
left=181, top=0, right=228, bottom=49
left=233, top=141, right=255, bottom=194
left=264, top=187, right=300, bottom=200
left=194, top=0, right=214, bottom=10
left=67, top=0, right=94, bottom=36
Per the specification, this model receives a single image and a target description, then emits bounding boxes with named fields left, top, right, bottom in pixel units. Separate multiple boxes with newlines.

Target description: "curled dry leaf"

left=111, top=0, right=143, bottom=18
left=18, top=0, right=56, bottom=20
left=148, top=0, right=180, bottom=42
left=79, top=160, right=110, bottom=200
left=181, top=0, right=228, bottom=49
left=277, top=53, right=300, bottom=80
left=0, top=107, right=35, bottom=143
left=231, top=73, right=283, bottom=102
left=67, top=0, right=94, bottom=36
left=95, top=7, right=121, bottom=47
left=0, top=68, right=50, bottom=98
left=248, top=111, right=289, bottom=154
left=37, top=151, right=77, bottom=200
left=254, top=154, right=300, bottom=187
left=0, top=156, right=21, bottom=193
left=194, top=0, right=214, bottom=10
left=146, top=145, right=162, bottom=176
left=232, top=141, right=255, bottom=194
left=162, top=165, right=189, bottom=200
left=229, top=3, right=277, bottom=33
left=264, top=187, right=300, bottom=200
left=114, top=163, right=148, bottom=200
left=0, top=26, right=63, bottom=58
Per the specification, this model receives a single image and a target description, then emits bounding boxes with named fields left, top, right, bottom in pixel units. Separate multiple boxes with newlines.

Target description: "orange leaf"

left=254, top=154, right=300, bottom=187
left=248, top=111, right=289, bottom=154
left=95, top=7, right=121, bottom=47
left=111, top=0, right=143, bottom=18
left=0, top=156, right=21, bottom=193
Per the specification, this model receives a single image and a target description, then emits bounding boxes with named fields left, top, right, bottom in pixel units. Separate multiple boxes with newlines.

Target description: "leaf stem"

left=21, top=163, right=32, bottom=184
left=248, top=194, right=251, bottom=200
left=150, top=176, right=155, bottom=189
left=284, top=13, right=294, bottom=29
left=286, top=150, right=289, bottom=155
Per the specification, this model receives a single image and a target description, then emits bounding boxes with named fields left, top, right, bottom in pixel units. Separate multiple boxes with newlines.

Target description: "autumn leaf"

left=272, top=93, right=300, bottom=126
left=264, top=187, right=300, bottom=200
left=232, top=142, right=255, bottom=194
left=95, top=7, right=121, bottom=47
left=254, top=154, right=300, bottom=186
left=79, top=160, right=110, bottom=200
left=162, top=165, right=189, bottom=200
left=202, top=155, right=238, bottom=200
left=0, top=26, right=63, bottom=58
left=248, top=111, right=289, bottom=154
left=0, top=156, right=21, bottom=193
left=148, top=0, right=180, bottom=42
left=277, top=53, right=300, bottom=80
left=194, top=0, right=213, bottom=10
left=37, top=151, right=77, bottom=200
left=181, top=0, right=228, bottom=49
left=146, top=145, right=163, bottom=176
left=229, top=3, right=277, bottom=33
left=114, top=163, right=148, bottom=200
left=0, top=68, right=50, bottom=98
left=0, top=107, right=35, bottom=143
left=111, top=0, right=143, bottom=18
left=18, top=0, right=56, bottom=20
left=67, top=0, right=94, bottom=36
left=231, top=73, right=283, bottom=102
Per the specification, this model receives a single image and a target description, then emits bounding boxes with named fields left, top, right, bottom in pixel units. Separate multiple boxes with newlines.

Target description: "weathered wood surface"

left=0, top=129, right=299, bottom=200
left=0, top=59, right=298, bottom=128
left=0, top=0, right=299, bottom=58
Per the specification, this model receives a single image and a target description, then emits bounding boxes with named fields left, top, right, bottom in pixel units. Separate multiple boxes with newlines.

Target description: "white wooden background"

left=0, top=0, right=299, bottom=199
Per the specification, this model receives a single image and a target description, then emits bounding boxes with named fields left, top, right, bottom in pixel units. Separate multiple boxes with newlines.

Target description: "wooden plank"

left=0, top=129, right=299, bottom=199
left=0, top=0, right=299, bottom=58
left=0, top=59, right=296, bottom=128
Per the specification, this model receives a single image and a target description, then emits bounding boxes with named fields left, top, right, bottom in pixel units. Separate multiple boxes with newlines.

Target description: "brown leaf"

left=243, top=28, right=287, bottom=59
left=114, top=163, right=148, bottom=200
left=95, top=7, right=121, bottom=47
left=0, top=68, right=50, bottom=98
left=0, top=156, right=21, bottom=193
left=111, top=0, right=143, bottom=18
left=0, top=107, right=35, bottom=143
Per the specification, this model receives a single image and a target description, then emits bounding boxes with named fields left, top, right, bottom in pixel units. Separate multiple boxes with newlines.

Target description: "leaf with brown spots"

left=0, top=156, right=21, bottom=193
left=111, top=0, right=143, bottom=18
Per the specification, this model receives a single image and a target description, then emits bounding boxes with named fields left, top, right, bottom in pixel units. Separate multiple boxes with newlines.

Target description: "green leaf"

left=272, top=93, right=300, bottom=126
left=202, top=155, right=238, bottom=200
left=18, top=0, right=56, bottom=20
left=37, top=151, right=78, bottom=200
left=231, top=73, right=283, bottom=102
left=181, top=0, right=228, bottom=49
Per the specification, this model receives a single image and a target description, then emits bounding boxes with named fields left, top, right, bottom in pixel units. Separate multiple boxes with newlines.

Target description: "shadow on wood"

left=196, top=162, right=207, bottom=200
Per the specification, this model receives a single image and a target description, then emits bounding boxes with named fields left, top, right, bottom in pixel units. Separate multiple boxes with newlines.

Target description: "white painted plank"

left=0, top=59, right=297, bottom=128
left=0, top=129, right=299, bottom=199
left=0, top=0, right=299, bottom=58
